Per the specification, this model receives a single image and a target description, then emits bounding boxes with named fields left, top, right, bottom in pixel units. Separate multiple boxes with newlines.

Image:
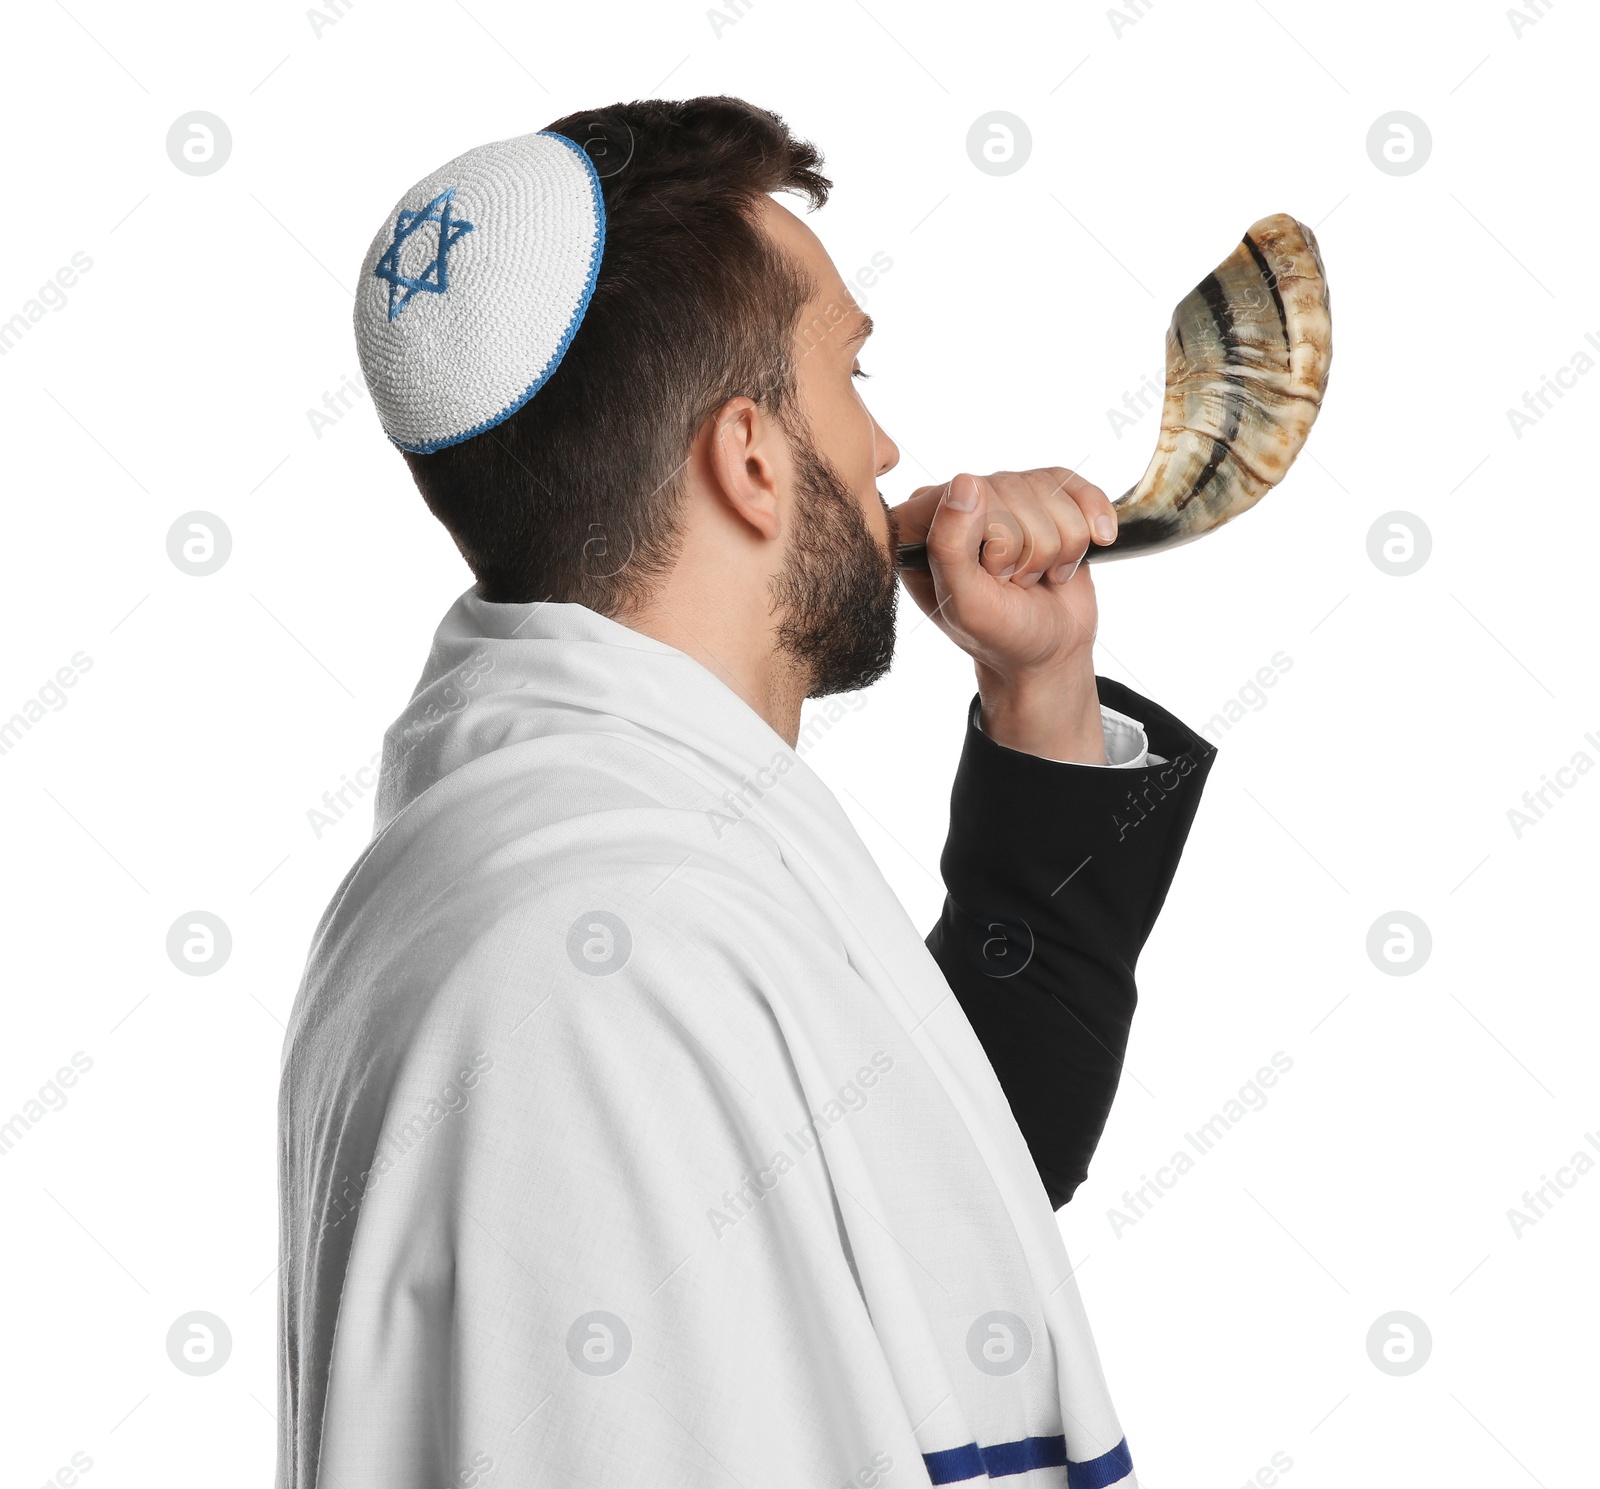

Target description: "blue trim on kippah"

left=391, top=129, right=608, bottom=455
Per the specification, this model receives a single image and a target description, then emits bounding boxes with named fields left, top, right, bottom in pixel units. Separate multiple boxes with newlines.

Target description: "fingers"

left=1020, top=469, right=1083, bottom=587
left=1047, top=466, right=1118, bottom=550
left=980, top=469, right=1108, bottom=587
left=1009, top=468, right=1115, bottom=587
left=961, top=472, right=1047, bottom=586
left=899, top=467, right=1115, bottom=592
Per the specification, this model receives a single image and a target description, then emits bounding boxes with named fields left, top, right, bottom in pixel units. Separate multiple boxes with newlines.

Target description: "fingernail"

left=998, top=563, right=1016, bottom=579
left=1093, top=514, right=1117, bottom=544
left=945, top=477, right=977, bottom=512
left=1050, top=560, right=1080, bottom=584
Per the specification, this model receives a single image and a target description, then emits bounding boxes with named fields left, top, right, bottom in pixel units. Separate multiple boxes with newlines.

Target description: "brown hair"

left=400, top=96, right=832, bottom=613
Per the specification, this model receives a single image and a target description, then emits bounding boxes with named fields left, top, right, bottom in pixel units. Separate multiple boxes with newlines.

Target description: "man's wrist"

left=975, top=654, right=1106, bottom=765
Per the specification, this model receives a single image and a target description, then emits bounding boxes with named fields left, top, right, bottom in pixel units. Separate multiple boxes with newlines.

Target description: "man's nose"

left=874, top=418, right=900, bottom=477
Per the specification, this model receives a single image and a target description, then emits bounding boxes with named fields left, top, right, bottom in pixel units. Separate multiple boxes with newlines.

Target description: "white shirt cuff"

left=977, top=701, right=1166, bottom=768
left=1100, top=703, right=1154, bottom=768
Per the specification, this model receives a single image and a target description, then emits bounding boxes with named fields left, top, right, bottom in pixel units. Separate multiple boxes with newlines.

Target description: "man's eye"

left=852, top=366, right=871, bottom=380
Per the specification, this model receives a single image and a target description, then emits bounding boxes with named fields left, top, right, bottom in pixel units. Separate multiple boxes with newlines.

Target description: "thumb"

left=924, top=473, right=995, bottom=607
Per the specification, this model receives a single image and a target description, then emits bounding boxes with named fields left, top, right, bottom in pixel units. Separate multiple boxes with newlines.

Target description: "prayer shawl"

left=277, top=590, right=1137, bottom=1489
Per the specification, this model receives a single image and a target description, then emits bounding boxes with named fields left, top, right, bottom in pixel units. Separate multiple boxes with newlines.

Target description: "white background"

left=2, top=0, right=1595, bottom=1484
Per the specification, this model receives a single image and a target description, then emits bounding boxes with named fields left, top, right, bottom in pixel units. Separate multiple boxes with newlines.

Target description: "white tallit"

left=277, top=589, right=1137, bottom=1489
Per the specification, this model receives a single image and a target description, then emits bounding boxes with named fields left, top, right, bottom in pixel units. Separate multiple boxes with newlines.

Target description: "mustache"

left=879, top=492, right=900, bottom=555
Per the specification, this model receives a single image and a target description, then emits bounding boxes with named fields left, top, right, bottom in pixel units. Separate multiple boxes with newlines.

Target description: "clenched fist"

left=890, top=469, right=1118, bottom=764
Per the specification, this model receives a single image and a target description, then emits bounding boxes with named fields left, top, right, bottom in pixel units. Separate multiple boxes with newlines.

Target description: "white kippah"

left=353, top=131, right=605, bottom=454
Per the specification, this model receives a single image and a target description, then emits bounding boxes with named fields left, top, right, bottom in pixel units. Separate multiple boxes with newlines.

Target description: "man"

left=278, top=97, right=1212, bottom=1489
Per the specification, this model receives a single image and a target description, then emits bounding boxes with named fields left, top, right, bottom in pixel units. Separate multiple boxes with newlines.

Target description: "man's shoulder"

left=293, top=808, right=841, bottom=1057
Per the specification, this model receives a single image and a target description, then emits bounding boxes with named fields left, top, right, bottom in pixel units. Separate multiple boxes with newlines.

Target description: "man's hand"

left=890, top=469, right=1118, bottom=764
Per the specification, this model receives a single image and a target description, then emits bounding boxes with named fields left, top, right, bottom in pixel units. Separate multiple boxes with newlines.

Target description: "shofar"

left=894, top=211, right=1332, bottom=569
left=1099, top=210, right=1332, bottom=559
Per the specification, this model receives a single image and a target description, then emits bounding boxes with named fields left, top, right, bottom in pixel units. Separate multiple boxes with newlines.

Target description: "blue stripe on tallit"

left=922, top=1433, right=1132, bottom=1485
left=1066, top=1437, right=1134, bottom=1488
left=923, top=1442, right=988, bottom=1483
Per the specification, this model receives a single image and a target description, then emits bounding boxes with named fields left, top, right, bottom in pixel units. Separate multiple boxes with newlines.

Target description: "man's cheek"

left=816, top=405, right=874, bottom=498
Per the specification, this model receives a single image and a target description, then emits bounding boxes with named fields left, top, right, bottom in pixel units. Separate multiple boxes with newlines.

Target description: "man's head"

left=398, top=97, right=901, bottom=701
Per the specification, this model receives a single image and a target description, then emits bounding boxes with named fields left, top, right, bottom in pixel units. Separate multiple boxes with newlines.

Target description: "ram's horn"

left=894, top=211, right=1332, bottom=570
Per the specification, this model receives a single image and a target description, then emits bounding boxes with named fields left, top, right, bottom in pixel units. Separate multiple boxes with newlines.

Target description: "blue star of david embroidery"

left=373, top=187, right=476, bottom=322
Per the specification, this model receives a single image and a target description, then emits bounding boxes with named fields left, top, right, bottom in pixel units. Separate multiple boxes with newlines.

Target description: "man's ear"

left=702, top=396, right=787, bottom=542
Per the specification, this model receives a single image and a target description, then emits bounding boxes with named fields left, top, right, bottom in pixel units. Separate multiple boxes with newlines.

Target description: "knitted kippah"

left=353, top=131, right=606, bottom=454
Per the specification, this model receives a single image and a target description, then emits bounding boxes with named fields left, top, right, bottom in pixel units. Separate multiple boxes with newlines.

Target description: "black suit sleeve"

left=924, top=678, right=1216, bottom=1209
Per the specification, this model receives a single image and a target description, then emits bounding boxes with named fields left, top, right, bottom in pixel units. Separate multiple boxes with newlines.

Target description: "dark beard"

left=769, top=430, right=899, bottom=699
